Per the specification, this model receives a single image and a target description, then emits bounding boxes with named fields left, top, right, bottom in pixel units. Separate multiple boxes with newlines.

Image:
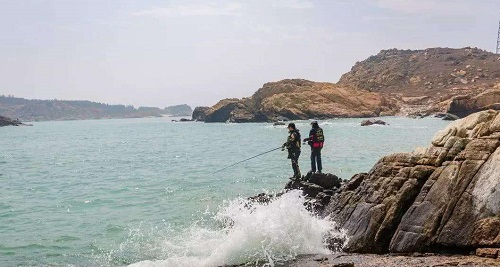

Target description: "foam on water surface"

left=127, top=190, right=347, bottom=267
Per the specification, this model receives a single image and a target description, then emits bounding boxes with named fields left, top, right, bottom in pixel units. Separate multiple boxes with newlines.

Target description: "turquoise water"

left=0, top=117, right=450, bottom=266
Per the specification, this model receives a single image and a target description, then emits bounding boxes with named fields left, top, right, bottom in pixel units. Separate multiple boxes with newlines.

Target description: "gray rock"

left=323, top=110, right=500, bottom=254
left=361, top=119, right=388, bottom=126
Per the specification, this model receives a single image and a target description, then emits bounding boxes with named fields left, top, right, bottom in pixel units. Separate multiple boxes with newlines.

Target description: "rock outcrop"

left=194, top=79, right=398, bottom=122
left=0, top=115, right=29, bottom=127
left=360, top=119, right=388, bottom=126
left=285, top=172, right=344, bottom=212
left=192, top=106, right=210, bottom=121
left=322, top=110, right=500, bottom=254
left=447, top=90, right=500, bottom=118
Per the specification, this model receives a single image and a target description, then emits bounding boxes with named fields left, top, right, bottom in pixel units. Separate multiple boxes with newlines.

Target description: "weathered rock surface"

left=476, top=248, right=500, bottom=259
left=323, top=110, right=500, bottom=254
left=194, top=79, right=398, bottom=122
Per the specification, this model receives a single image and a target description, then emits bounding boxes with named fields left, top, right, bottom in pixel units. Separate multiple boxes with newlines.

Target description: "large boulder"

left=323, top=110, right=500, bottom=254
left=285, top=173, right=344, bottom=211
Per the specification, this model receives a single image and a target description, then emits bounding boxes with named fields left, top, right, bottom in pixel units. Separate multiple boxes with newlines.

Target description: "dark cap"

left=311, top=121, right=319, bottom=128
left=287, top=123, right=296, bottom=129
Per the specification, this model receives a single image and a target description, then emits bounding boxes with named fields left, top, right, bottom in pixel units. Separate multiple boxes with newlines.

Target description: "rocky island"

left=0, top=115, right=31, bottom=127
left=164, top=104, right=193, bottom=117
left=195, top=47, right=500, bottom=123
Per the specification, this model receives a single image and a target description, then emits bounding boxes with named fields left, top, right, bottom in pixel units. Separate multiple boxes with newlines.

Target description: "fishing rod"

left=213, top=146, right=283, bottom=173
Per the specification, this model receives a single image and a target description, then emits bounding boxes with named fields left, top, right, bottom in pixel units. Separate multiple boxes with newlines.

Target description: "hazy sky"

left=1, top=0, right=499, bottom=108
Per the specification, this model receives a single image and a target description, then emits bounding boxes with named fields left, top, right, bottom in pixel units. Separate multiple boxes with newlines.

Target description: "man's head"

left=287, top=123, right=296, bottom=131
left=311, top=121, right=319, bottom=128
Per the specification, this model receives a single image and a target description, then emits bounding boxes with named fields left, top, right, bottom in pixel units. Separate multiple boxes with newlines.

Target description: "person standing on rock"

left=303, top=121, right=324, bottom=173
left=282, top=123, right=302, bottom=178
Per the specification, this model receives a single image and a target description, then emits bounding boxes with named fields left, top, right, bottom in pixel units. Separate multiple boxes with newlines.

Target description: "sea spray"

left=128, top=190, right=348, bottom=267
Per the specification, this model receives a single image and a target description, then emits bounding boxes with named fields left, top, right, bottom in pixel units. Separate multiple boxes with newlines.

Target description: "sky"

left=0, top=0, right=499, bottom=108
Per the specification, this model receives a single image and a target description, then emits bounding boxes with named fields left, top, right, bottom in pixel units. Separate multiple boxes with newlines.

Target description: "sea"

left=0, top=116, right=450, bottom=267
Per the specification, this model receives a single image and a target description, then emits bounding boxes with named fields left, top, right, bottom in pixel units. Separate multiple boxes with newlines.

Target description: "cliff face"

left=196, top=79, right=398, bottom=122
left=323, top=110, right=500, bottom=254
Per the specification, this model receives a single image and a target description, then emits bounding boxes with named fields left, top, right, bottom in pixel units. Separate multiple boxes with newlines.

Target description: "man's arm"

left=304, top=129, right=314, bottom=142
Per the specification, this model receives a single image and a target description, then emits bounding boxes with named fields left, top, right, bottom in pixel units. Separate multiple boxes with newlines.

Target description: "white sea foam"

left=128, top=190, right=347, bottom=267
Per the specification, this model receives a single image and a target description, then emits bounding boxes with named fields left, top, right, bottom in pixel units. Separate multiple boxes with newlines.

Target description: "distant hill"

left=194, top=47, right=500, bottom=122
left=338, top=47, right=500, bottom=116
left=164, top=104, right=192, bottom=116
left=0, top=96, right=165, bottom=121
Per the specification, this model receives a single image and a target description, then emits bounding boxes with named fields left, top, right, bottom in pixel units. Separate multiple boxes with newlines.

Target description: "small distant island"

left=0, top=95, right=192, bottom=122
left=163, top=104, right=193, bottom=117
left=0, top=115, right=32, bottom=127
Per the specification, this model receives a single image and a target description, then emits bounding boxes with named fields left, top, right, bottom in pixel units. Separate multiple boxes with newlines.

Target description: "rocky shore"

left=0, top=115, right=31, bottom=127
left=231, top=110, right=500, bottom=266
left=275, top=253, right=500, bottom=267
left=324, top=110, right=500, bottom=255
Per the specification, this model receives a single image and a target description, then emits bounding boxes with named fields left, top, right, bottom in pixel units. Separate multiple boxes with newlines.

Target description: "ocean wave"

left=126, top=190, right=347, bottom=267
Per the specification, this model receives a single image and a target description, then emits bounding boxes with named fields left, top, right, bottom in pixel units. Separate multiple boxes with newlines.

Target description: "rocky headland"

left=195, top=47, right=500, bottom=122
left=236, top=110, right=500, bottom=266
left=193, top=79, right=398, bottom=122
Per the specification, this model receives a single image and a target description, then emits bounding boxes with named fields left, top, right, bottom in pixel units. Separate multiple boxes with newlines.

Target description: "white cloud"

left=133, top=2, right=243, bottom=17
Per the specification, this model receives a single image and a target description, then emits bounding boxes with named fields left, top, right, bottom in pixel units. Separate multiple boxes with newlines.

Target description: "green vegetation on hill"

left=0, top=95, right=165, bottom=121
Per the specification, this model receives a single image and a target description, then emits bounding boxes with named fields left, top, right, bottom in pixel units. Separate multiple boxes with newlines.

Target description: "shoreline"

left=262, top=253, right=500, bottom=267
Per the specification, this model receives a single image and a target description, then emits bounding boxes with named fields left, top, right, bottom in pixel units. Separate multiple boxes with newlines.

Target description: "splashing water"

left=127, top=190, right=348, bottom=267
